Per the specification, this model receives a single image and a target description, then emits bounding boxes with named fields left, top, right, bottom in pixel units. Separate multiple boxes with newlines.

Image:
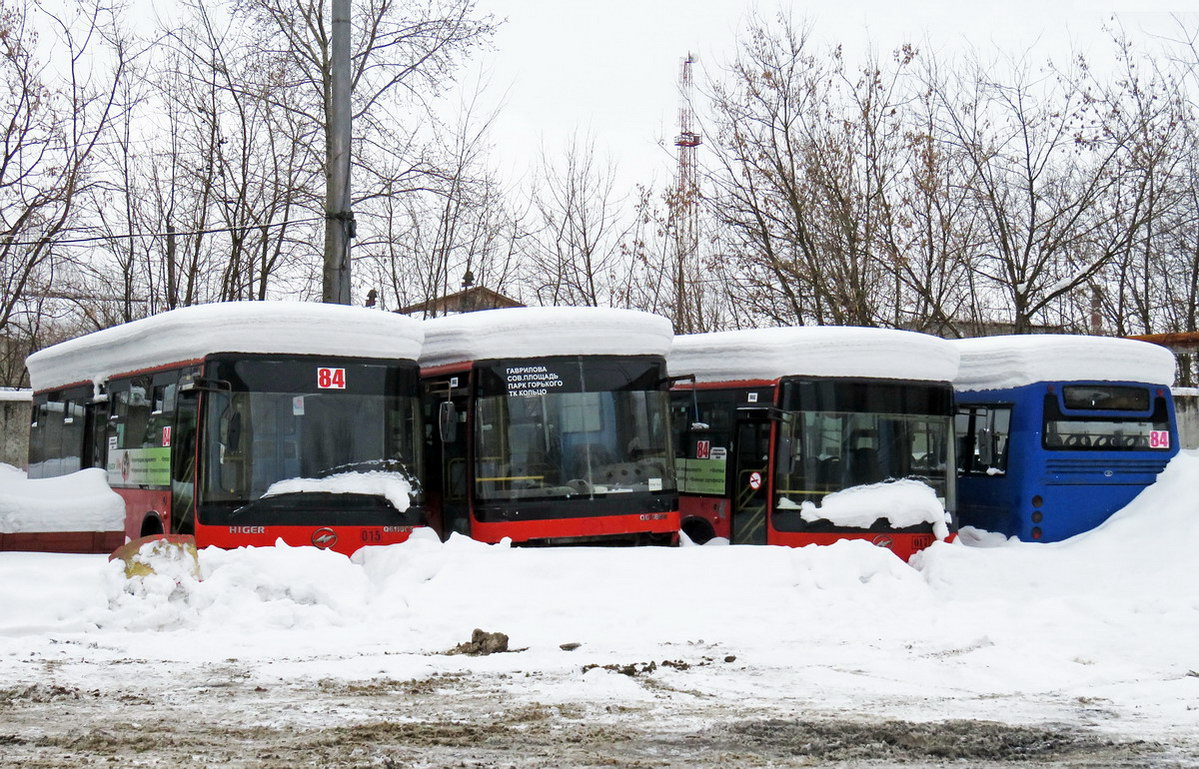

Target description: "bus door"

left=424, top=373, right=472, bottom=538
left=170, top=369, right=199, bottom=535
left=731, top=412, right=773, bottom=545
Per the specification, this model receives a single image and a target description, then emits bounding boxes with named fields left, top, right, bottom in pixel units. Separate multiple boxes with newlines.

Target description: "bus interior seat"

left=598, top=461, right=646, bottom=486
left=848, top=447, right=883, bottom=485
left=818, top=456, right=841, bottom=486
left=570, top=443, right=613, bottom=479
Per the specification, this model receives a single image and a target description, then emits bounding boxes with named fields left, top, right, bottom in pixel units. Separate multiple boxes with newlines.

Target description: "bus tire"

left=140, top=514, right=165, bottom=538
left=682, top=518, right=715, bottom=545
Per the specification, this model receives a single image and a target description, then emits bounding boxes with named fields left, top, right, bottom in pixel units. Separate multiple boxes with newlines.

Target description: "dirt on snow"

left=0, top=657, right=1193, bottom=769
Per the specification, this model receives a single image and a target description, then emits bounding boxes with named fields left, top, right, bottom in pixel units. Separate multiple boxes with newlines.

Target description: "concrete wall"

left=1173, top=388, right=1199, bottom=451
left=0, top=390, right=31, bottom=469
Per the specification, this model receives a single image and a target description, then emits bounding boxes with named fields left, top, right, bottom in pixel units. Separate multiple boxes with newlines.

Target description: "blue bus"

left=952, top=335, right=1179, bottom=542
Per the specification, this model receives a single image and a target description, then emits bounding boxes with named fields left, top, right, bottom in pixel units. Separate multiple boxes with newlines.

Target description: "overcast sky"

left=460, top=0, right=1195, bottom=190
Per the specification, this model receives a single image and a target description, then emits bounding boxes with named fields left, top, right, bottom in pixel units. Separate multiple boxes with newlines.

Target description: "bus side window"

left=61, top=398, right=86, bottom=473
left=125, top=376, right=153, bottom=449
left=109, top=388, right=128, bottom=448
left=28, top=396, right=46, bottom=478
left=990, top=407, right=1011, bottom=472
left=144, top=380, right=176, bottom=448
left=961, top=405, right=1011, bottom=476
left=954, top=409, right=973, bottom=474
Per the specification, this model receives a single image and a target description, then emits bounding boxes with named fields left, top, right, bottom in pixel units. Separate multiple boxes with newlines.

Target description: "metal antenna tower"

left=673, top=53, right=702, bottom=332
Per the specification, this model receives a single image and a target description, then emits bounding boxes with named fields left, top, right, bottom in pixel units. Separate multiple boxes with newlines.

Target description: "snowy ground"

left=2, top=458, right=1199, bottom=767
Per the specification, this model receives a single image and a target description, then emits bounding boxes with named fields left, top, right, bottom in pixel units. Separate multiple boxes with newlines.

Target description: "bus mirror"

left=180, top=378, right=232, bottom=397
left=439, top=401, right=458, bottom=443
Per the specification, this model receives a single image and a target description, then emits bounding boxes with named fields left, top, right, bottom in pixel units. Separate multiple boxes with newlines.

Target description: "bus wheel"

left=140, top=515, right=165, bottom=538
left=682, top=518, right=715, bottom=545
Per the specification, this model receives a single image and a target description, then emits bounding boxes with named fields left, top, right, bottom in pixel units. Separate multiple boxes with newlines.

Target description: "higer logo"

left=312, top=527, right=338, bottom=549
left=871, top=534, right=894, bottom=549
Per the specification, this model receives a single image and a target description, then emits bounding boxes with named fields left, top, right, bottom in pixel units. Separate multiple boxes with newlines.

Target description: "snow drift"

left=0, top=463, right=124, bottom=534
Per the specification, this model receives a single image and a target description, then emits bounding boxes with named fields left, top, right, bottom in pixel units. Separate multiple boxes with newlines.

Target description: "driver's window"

left=963, top=405, right=1011, bottom=476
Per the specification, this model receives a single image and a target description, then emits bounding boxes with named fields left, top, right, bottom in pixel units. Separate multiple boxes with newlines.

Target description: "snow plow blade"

left=108, top=534, right=201, bottom=580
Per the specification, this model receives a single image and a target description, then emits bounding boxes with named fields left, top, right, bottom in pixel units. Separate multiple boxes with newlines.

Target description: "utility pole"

left=323, top=0, right=354, bottom=304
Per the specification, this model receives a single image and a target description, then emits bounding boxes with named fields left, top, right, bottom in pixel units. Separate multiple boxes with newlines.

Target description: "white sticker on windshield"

left=292, top=396, right=305, bottom=416
left=648, top=478, right=663, bottom=492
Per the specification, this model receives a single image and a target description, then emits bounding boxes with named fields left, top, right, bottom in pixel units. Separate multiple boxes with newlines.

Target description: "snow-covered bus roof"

left=668, top=327, right=959, bottom=384
left=27, top=302, right=424, bottom=393
left=419, top=307, right=674, bottom=368
left=952, top=335, right=1177, bottom=391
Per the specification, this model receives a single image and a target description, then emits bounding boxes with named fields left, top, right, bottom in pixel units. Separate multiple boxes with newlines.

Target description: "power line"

left=2, top=216, right=324, bottom=248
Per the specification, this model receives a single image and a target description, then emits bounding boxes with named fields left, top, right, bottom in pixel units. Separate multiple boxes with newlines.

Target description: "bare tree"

left=525, top=134, right=628, bottom=307
left=0, top=0, right=129, bottom=382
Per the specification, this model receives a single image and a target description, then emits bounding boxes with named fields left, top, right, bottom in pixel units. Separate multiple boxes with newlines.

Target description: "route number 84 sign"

left=317, top=367, right=346, bottom=389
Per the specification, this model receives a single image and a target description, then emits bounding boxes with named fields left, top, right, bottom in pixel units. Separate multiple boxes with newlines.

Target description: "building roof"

left=396, top=286, right=524, bottom=317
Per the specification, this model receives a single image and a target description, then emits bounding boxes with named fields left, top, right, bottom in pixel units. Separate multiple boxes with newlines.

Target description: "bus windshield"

left=200, top=357, right=422, bottom=524
left=473, top=357, right=675, bottom=500
left=1043, top=390, right=1171, bottom=450
left=775, top=379, right=955, bottom=513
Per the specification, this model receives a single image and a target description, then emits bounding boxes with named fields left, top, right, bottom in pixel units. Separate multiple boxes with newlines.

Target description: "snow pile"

left=952, top=334, right=1176, bottom=391
left=918, top=450, right=1199, bottom=601
left=669, top=326, right=959, bottom=384
left=26, top=301, right=424, bottom=392
left=348, top=530, right=926, bottom=651
left=0, top=463, right=124, bottom=534
left=263, top=470, right=414, bottom=512
left=101, top=539, right=372, bottom=632
left=0, top=387, right=31, bottom=402
left=779, top=479, right=951, bottom=539
left=22, top=528, right=922, bottom=645
left=420, top=307, right=673, bottom=367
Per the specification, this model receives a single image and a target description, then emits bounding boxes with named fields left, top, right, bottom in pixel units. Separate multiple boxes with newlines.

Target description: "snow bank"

left=0, top=463, right=124, bottom=534
left=779, top=479, right=951, bottom=539
left=669, top=327, right=959, bottom=384
left=27, top=302, right=424, bottom=393
left=919, top=450, right=1199, bottom=600
left=0, top=387, right=31, bottom=402
left=419, top=307, right=673, bottom=367
left=20, top=527, right=920, bottom=648
left=94, top=539, right=373, bottom=632
left=952, top=334, right=1176, bottom=391
left=263, top=470, right=414, bottom=512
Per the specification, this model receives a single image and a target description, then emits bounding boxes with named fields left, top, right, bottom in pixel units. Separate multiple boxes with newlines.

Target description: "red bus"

left=420, top=307, right=678, bottom=545
left=669, top=327, right=958, bottom=560
left=25, top=302, right=426, bottom=555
